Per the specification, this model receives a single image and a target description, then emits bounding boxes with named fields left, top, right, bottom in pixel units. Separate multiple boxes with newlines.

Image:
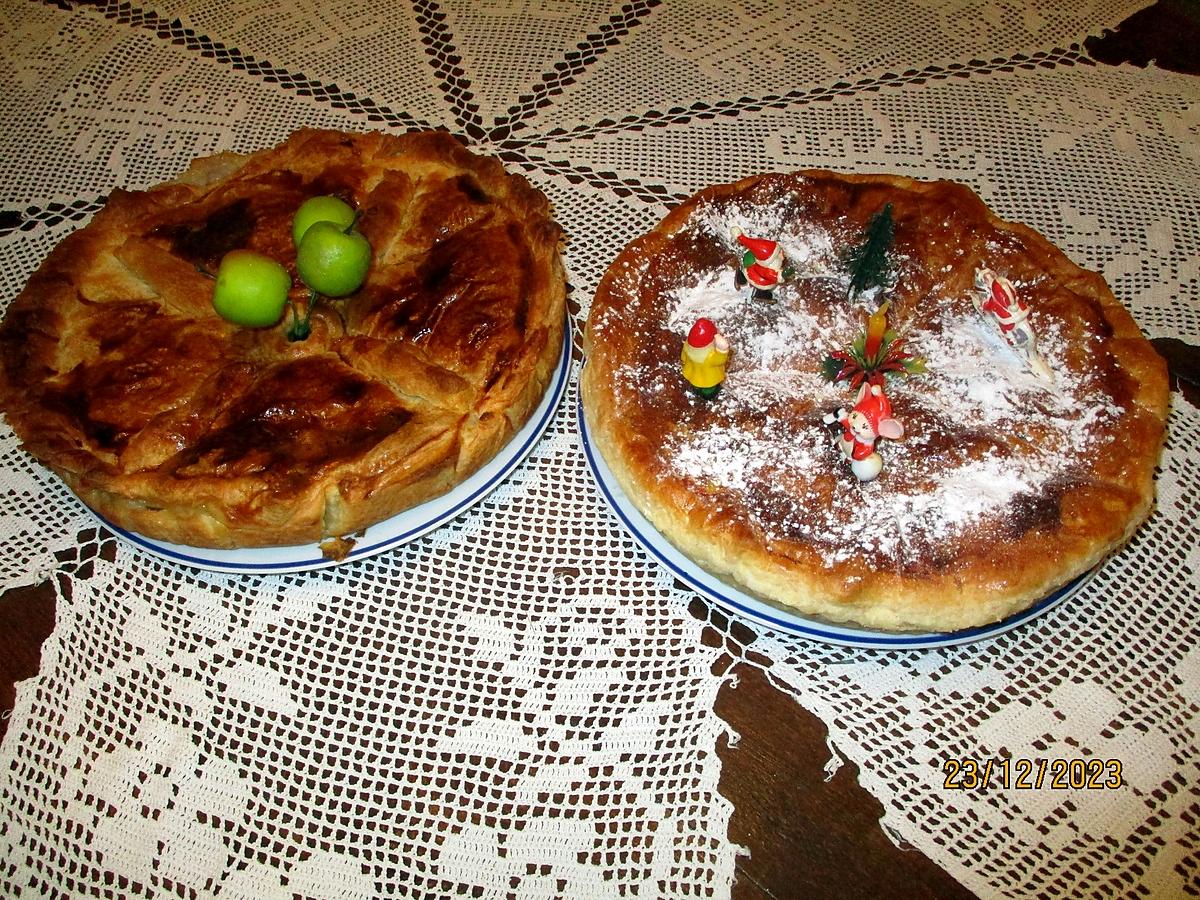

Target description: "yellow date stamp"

left=942, top=757, right=1124, bottom=791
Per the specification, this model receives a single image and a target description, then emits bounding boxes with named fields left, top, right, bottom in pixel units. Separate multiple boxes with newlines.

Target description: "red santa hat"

left=855, top=384, right=893, bottom=431
left=854, top=383, right=904, bottom=440
left=990, top=277, right=1015, bottom=308
left=687, top=318, right=718, bottom=348
left=735, top=232, right=779, bottom=262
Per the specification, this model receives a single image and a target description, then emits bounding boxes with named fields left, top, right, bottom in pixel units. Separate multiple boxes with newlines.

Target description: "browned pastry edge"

left=582, top=170, right=1168, bottom=633
left=0, top=129, right=566, bottom=549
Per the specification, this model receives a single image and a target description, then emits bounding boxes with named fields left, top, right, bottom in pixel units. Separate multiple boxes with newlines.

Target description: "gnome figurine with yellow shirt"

left=682, top=317, right=730, bottom=399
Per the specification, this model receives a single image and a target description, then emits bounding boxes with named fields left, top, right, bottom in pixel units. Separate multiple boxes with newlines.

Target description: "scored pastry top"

left=0, top=129, right=566, bottom=550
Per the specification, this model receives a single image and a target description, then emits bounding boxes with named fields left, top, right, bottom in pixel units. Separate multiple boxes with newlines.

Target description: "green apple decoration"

left=296, top=220, right=372, bottom=298
left=211, top=250, right=291, bottom=327
left=280, top=196, right=373, bottom=341
left=292, top=195, right=356, bottom=247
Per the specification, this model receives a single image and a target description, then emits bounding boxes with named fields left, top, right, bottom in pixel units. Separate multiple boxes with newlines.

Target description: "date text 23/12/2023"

left=942, top=758, right=1123, bottom=791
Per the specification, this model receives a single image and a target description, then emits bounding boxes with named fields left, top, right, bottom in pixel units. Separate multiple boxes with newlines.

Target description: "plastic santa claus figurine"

left=973, top=267, right=1054, bottom=382
left=681, top=317, right=730, bottom=399
left=823, top=382, right=904, bottom=482
left=731, top=226, right=791, bottom=299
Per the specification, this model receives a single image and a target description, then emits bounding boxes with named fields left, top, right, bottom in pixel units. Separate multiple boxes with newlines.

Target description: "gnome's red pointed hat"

left=687, top=317, right=718, bottom=348
left=731, top=227, right=783, bottom=287
left=735, top=233, right=779, bottom=262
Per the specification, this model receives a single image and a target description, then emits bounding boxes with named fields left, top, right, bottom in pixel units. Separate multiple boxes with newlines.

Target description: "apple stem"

left=286, top=289, right=321, bottom=342
left=344, top=211, right=362, bottom=235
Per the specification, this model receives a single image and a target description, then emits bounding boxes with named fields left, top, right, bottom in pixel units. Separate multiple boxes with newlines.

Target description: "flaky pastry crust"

left=582, top=171, right=1167, bottom=633
left=0, top=129, right=565, bottom=549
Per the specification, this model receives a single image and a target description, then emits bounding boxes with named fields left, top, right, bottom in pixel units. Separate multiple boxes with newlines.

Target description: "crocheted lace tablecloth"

left=1, top=1, right=1197, bottom=897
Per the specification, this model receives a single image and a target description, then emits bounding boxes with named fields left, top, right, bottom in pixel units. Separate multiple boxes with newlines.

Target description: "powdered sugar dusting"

left=698, top=199, right=839, bottom=279
left=887, top=454, right=1033, bottom=542
left=671, top=422, right=821, bottom=496
left=667, top=270, right=753, bottom=332
left=603, top=190, right=1131, bottom=568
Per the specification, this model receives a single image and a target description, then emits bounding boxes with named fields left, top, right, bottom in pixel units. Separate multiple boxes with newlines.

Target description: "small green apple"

left=292, top=195, right=356, bottom=247
left=296, top=220, right=371, bottom=297
left=211, top=250, right=291, bottom=327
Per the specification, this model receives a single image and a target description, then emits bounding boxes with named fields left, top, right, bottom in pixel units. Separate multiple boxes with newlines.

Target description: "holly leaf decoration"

left=820, top=353, right=848, bottom=383
left=844, top=203, right=894, bottom=301
left=820, top=300, right=926, bottom=387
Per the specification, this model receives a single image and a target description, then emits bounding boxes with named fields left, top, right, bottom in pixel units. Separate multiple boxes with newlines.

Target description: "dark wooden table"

left=2, top=4, right=1197, bottom=897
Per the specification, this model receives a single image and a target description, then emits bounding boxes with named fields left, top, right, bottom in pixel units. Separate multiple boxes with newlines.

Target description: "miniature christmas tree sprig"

left=820, top=300, right=926, bottom=388
left=843, top=203, right=894, bottom=301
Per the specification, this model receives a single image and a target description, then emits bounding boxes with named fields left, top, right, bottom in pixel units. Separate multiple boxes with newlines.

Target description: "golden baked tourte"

left=0, top=129, right=565, bottom=551
left=582, top=171, right=1168, bottom=632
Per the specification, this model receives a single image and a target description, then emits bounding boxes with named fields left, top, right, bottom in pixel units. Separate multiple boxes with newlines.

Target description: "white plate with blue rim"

left=93, top=324, right=571, bottom=574
left=577, top=398, right=1095, bottom=650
